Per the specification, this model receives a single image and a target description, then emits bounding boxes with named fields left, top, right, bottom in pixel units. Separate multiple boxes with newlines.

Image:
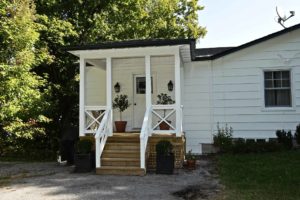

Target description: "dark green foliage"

left=231, top=138, right=282, bottom=154
left=295, top=124, right=300, bottom=145
left=1, top=0, right=206, bottom=161
left=186, top=150, right=196, bottom=160
left=213, top=123, right=233, bottom=153
left=113, top=94, right=131, bottom=121
left=156, top=93, right=175, bottom=117
left=76, top=139, right=92, bottom=154
left=156, top=140, right=173, bottom=156
left=156, top=93, right=175, bottom=105
left=276, top=129, right=293, bottom=149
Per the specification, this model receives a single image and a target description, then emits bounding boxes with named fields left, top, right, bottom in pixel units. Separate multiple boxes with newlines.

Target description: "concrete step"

left=101, top=157, right=140, bottom=167
left=96, top=166, right=145, bottom=176
left=102, top=150, right=140, bottom=158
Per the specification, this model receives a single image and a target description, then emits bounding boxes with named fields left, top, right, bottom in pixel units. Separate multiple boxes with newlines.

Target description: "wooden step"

left=104, top=143, right=140, bottom=150
left=101, top=157, right=140, bottom=167
left=102, top=150, right=140, bottom=158
left=96, top=166, right=145, bottom=176
left=107, top=136, right=140, bottom=143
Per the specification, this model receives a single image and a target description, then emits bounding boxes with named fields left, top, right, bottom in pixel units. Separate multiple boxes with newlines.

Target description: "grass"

left=217, top=150, right=300, bottom=200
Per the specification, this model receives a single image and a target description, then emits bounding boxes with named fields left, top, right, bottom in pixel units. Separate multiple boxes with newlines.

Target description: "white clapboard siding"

left=183, top=28, right=300, bottom=153
left=85, top=66, right=106, bottom=106
left=183, top=61, right=213, bottom=153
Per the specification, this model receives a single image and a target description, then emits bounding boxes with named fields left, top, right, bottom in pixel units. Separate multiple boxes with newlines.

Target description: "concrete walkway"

left=0, top=159, right=221, bottom=200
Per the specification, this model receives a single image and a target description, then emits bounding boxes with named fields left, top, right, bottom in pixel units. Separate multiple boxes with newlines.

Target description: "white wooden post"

left=175, top=51, right=181, bottom=137
left=145, top=55, right=152, bottom=136
left=79, top=57, right=85, bottom=136
left=145, top=55, right=152, bottom=108
left=106, top=57, right=113, bottom=135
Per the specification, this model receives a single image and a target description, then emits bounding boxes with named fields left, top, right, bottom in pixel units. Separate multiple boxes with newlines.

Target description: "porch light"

left=168, top=80, right=173, bottom=92
left=114, top=82, right=121, bottom=93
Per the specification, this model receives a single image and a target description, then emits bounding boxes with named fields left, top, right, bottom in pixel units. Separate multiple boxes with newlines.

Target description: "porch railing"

left=84, top=106, right=106, bottom=134
left=140, top=106, right=152, bottom=169
left=152, top=104, right=177, bottom=134
left=95, top=109, right=112, bottom=168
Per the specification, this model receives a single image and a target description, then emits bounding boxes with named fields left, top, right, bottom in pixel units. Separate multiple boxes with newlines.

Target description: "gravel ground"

left=0, top=158, right=222, bottom=200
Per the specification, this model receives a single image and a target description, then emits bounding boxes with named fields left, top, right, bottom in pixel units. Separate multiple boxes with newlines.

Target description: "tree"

left=33, top=1, right=206, bottom=142
left=0, top=0, right=206, bottom=157
left=0, top=0, right=50, bottom=155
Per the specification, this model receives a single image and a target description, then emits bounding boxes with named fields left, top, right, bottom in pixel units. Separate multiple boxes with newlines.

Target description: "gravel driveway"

left=0, top=158, right=221, bottom=200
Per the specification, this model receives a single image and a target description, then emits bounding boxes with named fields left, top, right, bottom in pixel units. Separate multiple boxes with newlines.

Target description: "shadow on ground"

left=0, top=158, right=221, bottom=200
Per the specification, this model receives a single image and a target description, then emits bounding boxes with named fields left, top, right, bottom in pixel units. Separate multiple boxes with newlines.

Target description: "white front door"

left=133, top=75, right=153, bottom=129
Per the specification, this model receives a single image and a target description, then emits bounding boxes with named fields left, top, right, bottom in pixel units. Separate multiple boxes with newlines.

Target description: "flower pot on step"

left=115, top=121, right=127, bottom=132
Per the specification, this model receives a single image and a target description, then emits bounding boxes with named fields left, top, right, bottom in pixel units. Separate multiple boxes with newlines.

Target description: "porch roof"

left=66, top=39, right=195, bottom=51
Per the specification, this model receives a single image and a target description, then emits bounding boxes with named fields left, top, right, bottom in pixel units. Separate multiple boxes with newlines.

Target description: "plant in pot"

left=185, top=150, right=196, bottom=170
left=113, top=94, right=131, bottom=132
left=156, top=140, right=174, bottom=174
left=74, top=139, right=94, bottom=172
left=156, top=93, right=175, bottom=130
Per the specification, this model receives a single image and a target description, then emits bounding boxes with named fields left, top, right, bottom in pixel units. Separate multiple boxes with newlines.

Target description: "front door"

left=133, top=75, right=153, bottom=129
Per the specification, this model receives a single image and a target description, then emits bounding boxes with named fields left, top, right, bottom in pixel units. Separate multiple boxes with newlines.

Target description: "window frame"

left=261, top=68, right=295, bottom=111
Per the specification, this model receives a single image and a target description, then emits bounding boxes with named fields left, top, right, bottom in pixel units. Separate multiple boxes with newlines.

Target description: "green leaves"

left=113, top=95, right=131, bottom=121
left=0, top=0, right=50, bottom=140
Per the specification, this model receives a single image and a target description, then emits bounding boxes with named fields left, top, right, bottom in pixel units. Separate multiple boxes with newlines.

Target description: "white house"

left=68, top=23, right=300, bottom=175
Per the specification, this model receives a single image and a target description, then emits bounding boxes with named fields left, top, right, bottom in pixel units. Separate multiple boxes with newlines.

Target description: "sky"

left=197, top=0, right=300, bottom=48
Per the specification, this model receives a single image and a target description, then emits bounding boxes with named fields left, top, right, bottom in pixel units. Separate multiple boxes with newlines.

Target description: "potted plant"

left=185, top=150, right=196, bottom=170
left=113, top=94, right=131, bottom=132
left=156, top=140, right=174, bottom=174
left=156, top=93, right=175, bottom=130
left=74, top=139, right=93, bottom=172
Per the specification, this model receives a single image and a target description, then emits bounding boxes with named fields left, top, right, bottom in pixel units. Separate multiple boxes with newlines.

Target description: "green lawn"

left=217, top=151, right=300, bottom=200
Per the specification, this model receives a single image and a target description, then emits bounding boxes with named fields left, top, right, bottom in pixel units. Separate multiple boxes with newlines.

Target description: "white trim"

left=70, top=46, right=180, bottom=59
left=79, top=57, right=85, bottom=136
left=85, top=106, right=107, bottom=110
left=260, top=67, right=296, bottom=112
left=145, top=55, right=152, bottom=109
left=174, top=49, right=182, bottom=136
left=106, top=57, right=113, bottom=135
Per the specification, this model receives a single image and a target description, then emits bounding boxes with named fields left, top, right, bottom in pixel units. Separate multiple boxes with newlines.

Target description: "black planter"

left=156, top=154, right=174, bottom=174
left=74, top=152, right=94, bottom=173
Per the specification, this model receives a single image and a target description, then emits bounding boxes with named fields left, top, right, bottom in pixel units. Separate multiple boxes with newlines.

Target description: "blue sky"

left=197, top=0, right=300, bottom=48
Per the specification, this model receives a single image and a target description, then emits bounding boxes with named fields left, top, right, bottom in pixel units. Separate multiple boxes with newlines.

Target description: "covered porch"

left=68, top=40, right=192, bottom=174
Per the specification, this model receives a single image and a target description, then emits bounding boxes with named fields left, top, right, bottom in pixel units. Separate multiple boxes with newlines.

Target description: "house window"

left=264, top=70, right=291, bottom=107
left=136, top=77, right=153, bottom=94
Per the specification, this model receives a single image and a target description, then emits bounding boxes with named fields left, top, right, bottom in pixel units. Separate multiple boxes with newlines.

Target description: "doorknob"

left=134, top=103, right=137, bottom=105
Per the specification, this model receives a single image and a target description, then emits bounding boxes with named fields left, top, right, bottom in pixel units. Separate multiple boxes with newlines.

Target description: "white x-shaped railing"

left=84, top=106, right=107, bottom=134
left=152, top=104, right=176, bottom=134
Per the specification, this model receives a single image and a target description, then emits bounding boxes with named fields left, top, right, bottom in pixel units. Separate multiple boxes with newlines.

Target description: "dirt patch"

left=0, top=157, right=222, bottom=200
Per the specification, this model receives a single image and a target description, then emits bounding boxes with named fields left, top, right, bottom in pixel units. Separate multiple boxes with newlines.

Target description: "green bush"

left=156, top=140, right=173, bottom=156
left=276, top=129, right=293, bottom=149
left=76, top=139, right=93, bottom=154
left=231, top=138, right=282, bottom=154
left=213, top=123, right=233, bottom=153
left=295, top=124, right=300, bottom=145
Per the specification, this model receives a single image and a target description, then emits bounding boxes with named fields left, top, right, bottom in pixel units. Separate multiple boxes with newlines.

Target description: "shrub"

left=295, top=124, right=300, bottom=145
left=231, top=138, right=282, bottom=154
left=276, top=129, right=293, bottom=149
left=76, top=139, right=93, bottom=154
left=156, top=140, right=173, bottom=156
left=213, top=123, right=233, bottom=153
left=186, top=150, right=196, bottom=160
left=113, top=94, right=131, bottom=121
